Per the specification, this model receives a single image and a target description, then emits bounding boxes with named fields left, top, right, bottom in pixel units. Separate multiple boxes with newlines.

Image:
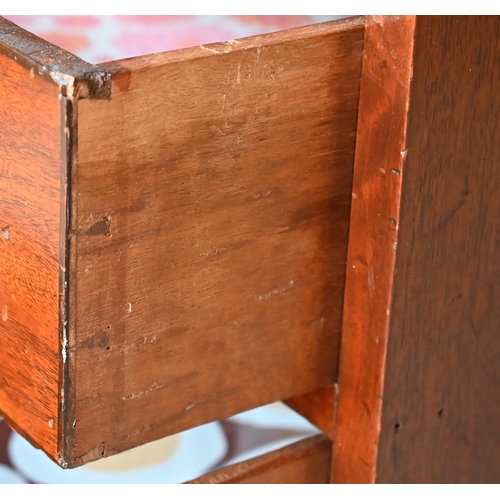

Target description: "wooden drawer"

left=0, top=16, right=363, bottom=468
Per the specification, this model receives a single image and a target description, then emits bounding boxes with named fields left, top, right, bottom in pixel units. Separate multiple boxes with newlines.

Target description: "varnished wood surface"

left=0, top=35, right=63, bottom=461
left=331, top=16, right=416, bottom=483
left=284, top=386, right=336, bottom=438
left=376, top=16, right=500, bottom=483
left=67, top=18, right=364, bottom=465
left=0, top=16, right=111, bottom=465
left=188, top=434, right=331, bottom=484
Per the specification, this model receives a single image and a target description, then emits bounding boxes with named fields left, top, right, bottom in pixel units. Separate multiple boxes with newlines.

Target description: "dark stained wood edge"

left=0, top=16, right=110, bottom=98
left=187, top=434, right=331, bottom=484
left=99, top=16, right=365, bottom=74
left=284, top=386, right=337, bottom=439
left=58, top=94, right=73, bottom=469
left=330, top=16, right=417, bottom=483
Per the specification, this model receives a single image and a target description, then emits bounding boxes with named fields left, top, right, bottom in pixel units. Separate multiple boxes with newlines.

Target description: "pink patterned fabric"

left=4, top=15, right=344, bottom=63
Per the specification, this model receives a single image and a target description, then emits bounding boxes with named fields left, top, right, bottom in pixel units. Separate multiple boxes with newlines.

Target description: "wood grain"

left=330, top=16, right=416, bottom=483
left=376, top=16, right=500, bottom=483
left=0, top=16, right=109, bottom=465
left=284, top=386, right=336, bottom=438
left=67, top=18, right=364, bottom=465
left=0, top=25, right=63, bottom=461
left=187, top=434, right=331, bottom=484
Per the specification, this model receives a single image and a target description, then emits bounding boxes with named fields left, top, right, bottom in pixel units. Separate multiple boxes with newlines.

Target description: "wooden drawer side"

left=0, top=17, right=109, bottom=464
left=68, top=18, right=364, bottom=465
left=0, top=43, right=62, bottom=462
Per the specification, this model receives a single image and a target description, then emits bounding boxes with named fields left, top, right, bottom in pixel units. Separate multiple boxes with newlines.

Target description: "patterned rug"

left=3, top=15, right=345, bottom=64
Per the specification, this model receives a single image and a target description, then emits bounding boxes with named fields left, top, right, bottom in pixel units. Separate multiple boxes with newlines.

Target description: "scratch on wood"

left=119, top=333, right=160, bottom=354
left=199, top=246, right=226, bottom=258
left=255, top=280, right=294, bottom=301
left=200, top=45, right=221, bottom=55
left=1, top=305, right=8, bottom=322
left=362, top=400, right=371, bottom=419
left=122, top=382, right=164, bottom=401
left=367, top=266, right=375, bottom=303
left=125, top=424, right=151, bottom=440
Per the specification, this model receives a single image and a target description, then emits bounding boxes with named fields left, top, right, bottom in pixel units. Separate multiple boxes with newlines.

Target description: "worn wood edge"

left=0, top=16, right=110, bottom=98
left=186, top=434, right=331, bottom=484
left=57, top=94, right=74, bottom=468
left=99, top=16, right=365, bottom=74
left=330, top=16, right=417, bottom=483
left=284, top=386, right=337, bottom=439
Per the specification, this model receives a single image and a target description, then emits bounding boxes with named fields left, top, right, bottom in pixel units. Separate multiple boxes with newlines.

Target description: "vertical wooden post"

left=333, top=15, right=500, bottom=483
left=331, top=16, right=416, bottom=483
left=376, top=16, right=500, bottom=483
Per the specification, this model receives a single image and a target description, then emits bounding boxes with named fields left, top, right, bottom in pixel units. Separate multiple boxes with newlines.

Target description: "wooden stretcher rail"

left=187, top=434, right=331, bottom=484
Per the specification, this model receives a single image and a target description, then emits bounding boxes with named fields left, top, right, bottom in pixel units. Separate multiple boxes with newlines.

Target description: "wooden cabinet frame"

left=1, top=15, right=500, bottom=483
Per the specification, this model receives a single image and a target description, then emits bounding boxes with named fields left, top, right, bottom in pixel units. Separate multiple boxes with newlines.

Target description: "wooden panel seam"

left=187, top=434, right=332, bottom=484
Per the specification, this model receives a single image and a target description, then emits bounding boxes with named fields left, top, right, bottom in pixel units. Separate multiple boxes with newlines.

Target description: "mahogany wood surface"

left=0, top=35, right=62, bottom=463
left=376, top=16, right=500, bottom=483
left=0, top=17, right=109, bottom=465
left=284, top=386, right=336, bottom=438
left=188, top=434, right=331, bottom=484
left=330, top=16, right=416, bottom=483
left=67, top=18, right=364, bottom=466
